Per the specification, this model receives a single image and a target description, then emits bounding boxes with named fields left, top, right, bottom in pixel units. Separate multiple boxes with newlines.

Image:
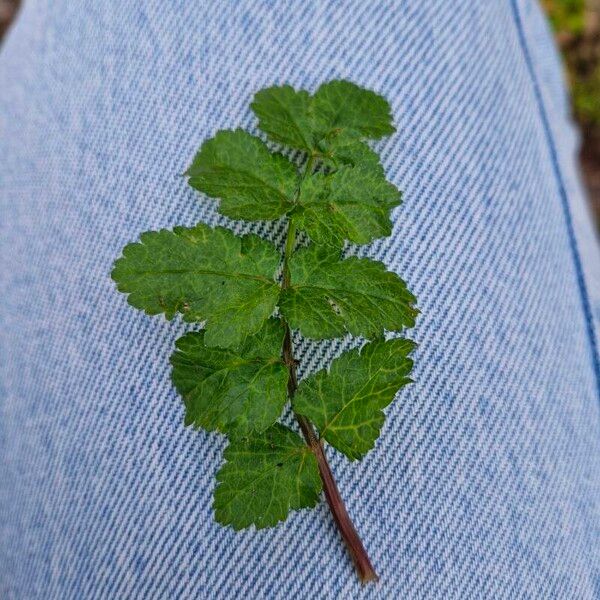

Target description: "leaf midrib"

left=128, top=268, right=276, bottom=285
left=320, top=364, right=386, bottom=436
left=269, top=94, right=313, bottom=150
left=195, top=163, right=295, bottom=203
left=218, top=446, right=308, bottom=508
left=289, top=282, right=407, bottom=307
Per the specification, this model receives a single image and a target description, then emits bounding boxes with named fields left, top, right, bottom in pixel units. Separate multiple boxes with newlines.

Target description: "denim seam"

left=510, top=0, right=600, bottom=402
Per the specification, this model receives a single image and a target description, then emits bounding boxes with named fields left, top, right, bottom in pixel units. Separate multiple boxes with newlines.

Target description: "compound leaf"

left=171, top=318, right=288, bottom=436
left=279, top=245, right=418, bottom=340
left=251, top=85, right=315, bottom=152
left=214, top=424, right=322, bottom=530
left=294, top=166, right=401, bottom=247
left=186, top=129, right=298, bottom=220
left=294, top=338, right=415, bottom=460
left=113, top=80, right=419, bottom=542
left=111, top=223, right=280, bottom=348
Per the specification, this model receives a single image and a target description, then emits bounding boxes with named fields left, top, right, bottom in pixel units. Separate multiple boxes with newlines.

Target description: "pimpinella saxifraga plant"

left=112, top=80, right=418, bottom=583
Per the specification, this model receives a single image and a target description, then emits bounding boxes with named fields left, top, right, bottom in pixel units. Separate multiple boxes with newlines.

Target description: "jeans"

left=1, top=1, right=599, bottom=597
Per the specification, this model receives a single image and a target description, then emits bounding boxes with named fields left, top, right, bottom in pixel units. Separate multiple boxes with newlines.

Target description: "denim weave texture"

left=1, top=0, right=600, bottom=598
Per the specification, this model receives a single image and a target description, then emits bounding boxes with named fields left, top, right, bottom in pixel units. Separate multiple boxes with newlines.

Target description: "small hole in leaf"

left=327, top=298, right=341, bottom=315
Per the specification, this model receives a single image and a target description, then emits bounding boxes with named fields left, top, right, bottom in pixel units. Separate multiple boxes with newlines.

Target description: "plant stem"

left=281, top=161, right=378, bottom=582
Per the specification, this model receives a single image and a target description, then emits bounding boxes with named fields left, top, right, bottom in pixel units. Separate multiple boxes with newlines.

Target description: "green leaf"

left=312, top=80, right=395, bottom=140
left=111, top=223, right=280, bottom=348
left=279, top=245, right=418, bottom=339
left=251, top=85, right=315, bottom=152
left=293, top=166, right=401, bottom=246
left=112, top=80, right=419, bottom=540
left=294, top=338, right=415, bottom=460
left=171, top=318, right=288, bottom=436
left=251, top=81, right=394, bottom=169
left=214, top=424, right=322, bottom=530
left=316, top=132, right=384, bottom=174
left=186, top=129, right=298, bottom=220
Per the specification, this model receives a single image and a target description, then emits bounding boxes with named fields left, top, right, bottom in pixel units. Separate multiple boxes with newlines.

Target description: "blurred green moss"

left=543, top=0, right=600, bottom=128
left=573, top=69, right=600, bottom=126
left=542, top=0, right=586, bottom=37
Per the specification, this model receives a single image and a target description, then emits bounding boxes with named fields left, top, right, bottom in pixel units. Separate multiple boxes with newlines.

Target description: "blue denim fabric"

left=1, top=1, right=599, bottom=598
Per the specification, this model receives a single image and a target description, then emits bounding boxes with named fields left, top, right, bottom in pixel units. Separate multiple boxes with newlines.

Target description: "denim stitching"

left=510, top=0, right=600, bottom=402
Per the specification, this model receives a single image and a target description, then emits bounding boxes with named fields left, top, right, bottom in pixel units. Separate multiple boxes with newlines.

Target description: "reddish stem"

left=281, top=159, right=378, bottom=583
left=283, top=328, right=378, bottom=583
